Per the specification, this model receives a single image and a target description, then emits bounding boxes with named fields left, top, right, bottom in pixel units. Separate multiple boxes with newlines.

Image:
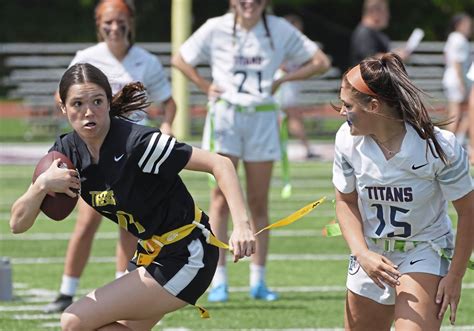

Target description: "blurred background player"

left=172, top=0, right=330, bottom=302
left=44, top=0, right=177, bottom=313
left=276, top=14, right=318, bottom=160
left=349, top=0, right=409, bottom=67
left=442, top=13, right=472, bottom=144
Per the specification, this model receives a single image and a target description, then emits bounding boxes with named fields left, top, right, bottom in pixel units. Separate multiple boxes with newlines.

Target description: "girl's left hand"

left=271, top=78, right=284, bottom=95
left=228, top=222, right=256, bottom=262
left=436, top=273, right=463, bottom=325
left=159, top=122, right=173, bottom=136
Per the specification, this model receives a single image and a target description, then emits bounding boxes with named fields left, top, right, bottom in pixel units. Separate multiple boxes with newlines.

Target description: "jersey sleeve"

left=435, top=131, right=473, bottom=201
left=282, top=21, right=319, bottom=65
left=446, top=34, right=469, bottom=63
left=179, top=19, right=214, bottom=66
left=332, top=124, right=356, bottom=193
left=135, top=130, right=192, bottom=176
left=143, top=55, right=172, bottom=103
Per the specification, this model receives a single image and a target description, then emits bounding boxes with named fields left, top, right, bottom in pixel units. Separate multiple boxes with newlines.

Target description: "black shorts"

left=128, top=216, right=219, bottom=305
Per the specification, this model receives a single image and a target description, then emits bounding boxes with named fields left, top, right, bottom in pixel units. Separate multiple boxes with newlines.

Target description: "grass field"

left=0, top=161, right=473, bottom=330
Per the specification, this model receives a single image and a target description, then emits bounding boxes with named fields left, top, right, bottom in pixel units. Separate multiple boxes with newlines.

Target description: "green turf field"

left=1, top=162, right=473, bottom=330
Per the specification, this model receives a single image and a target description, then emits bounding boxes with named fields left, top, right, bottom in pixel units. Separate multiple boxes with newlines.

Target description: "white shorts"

left=346, top=234, right=453, bottom=305
left=202, top=100, right=281, bottom=162
left=443, top=80, right=471, bottom=103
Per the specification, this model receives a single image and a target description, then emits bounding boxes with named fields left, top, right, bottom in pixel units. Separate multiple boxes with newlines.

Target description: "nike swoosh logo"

left=409, top=258, right=426, bottom=265
left=114, top=154, right=125, bottom=162
left=411, top=162, right=428, bottom=170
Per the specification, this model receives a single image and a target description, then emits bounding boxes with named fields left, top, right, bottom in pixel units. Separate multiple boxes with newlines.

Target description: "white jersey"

left=179, top=13, right=318, bottom=107
left=70, top=42, right=171, bottom=103
left=467, top=62, right=474, bottom=82
left=442, top=31, right=472, bottom=90
left=333, top=122, right=473, bottom=241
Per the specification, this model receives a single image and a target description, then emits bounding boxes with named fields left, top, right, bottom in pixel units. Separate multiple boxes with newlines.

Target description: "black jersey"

left=50, top=118, right=195, bottom=239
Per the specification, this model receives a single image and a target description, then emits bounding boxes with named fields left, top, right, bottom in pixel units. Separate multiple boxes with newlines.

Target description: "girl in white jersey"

left=172, top=0, right=330, bottom=302
left=44, top=0, right=177, bottom=313
left=333, top=53, right=474, bottom=330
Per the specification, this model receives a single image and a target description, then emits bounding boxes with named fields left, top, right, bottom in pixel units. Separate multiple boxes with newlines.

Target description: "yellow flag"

left=254, top=197, right=326, bottom=236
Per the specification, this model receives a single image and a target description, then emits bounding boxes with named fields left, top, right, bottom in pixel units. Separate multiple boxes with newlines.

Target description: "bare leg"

left=60, top=267, right=186, bottom=331
left=209, top=154, right=239, bottom=267
left=286, top=107, right=312, bottom=156
left=468, top=87, right=474, bottom=164
left=394, top=273, right=443, bottom=331
left=244, top=161, right=273, bottom=266
left=446, top=101, right=461, bottom=133
left=345, top=290, right=394, bottom=331
left=116, top=228, right=137, bottom=274
left=64, top=199, right=102, bottom=278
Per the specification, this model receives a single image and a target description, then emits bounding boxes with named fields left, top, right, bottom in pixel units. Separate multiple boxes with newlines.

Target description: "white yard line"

left=9, top=254, right=349, bottom=265
left=0, top=229, right=324, bottom=241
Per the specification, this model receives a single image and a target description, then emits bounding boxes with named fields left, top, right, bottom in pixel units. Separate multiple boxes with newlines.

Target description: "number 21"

left=234, top=70, right=262, bottom=94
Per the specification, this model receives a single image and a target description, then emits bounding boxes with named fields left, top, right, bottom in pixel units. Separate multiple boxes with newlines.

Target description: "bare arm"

left=335, top=189, right=400, bottom=288
left=10, top=159, right=80, bottom=233
left=172, top=53, right=214, bottom=95
left=436, top=190, right=474, bottom=324
left=184, top=147, right=255, bottom=261
left=159, top=97, right=176, bottom=135
left=272, top=49, right=331, bottom=93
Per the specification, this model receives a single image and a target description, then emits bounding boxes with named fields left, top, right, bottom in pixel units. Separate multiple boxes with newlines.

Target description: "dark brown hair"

left=344, top=52, right=449, bottom=164
left=58, top=63, right=149, bottom=120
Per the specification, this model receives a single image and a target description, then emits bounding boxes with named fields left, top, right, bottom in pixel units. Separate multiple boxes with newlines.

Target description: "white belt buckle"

left=247, top=106, right=256, bottom=113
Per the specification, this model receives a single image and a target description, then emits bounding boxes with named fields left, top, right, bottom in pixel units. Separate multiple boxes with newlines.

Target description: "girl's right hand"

left=207, top=83, right=224, bottom=102
left=36, top=159, right=80, bottom=198
left=228, top=222, right=256, bottom=263
left=356, top=250, right=401, bottom=289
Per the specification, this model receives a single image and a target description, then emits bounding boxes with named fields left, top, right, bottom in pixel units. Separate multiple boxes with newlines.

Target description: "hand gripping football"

left=32, top=151, right=79, bottom=221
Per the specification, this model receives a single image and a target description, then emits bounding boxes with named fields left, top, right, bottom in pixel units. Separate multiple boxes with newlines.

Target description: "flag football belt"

left=135, top=205, right=228, bottom=267
left=133, top=204, right=228, bottom=319
left=215, top=99, right=277, bottom=113
left=325, top=222, right=474, bottom=270
left=371, top=238, right=420, bottom=252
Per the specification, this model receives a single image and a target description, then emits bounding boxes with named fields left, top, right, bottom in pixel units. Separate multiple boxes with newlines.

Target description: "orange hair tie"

left=346, top=65, right=377, bottom=97
left=95, top=0, right=133, bottom=22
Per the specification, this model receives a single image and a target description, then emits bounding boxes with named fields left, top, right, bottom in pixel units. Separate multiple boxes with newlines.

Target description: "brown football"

left=32, top=151, right=78, bottom=221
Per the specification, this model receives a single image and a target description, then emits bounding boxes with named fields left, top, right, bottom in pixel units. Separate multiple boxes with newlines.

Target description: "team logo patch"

left=348, top=255, right=360, bottom=275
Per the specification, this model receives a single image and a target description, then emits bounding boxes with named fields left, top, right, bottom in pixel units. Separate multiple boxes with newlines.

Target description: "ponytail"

left=109, top=82, right=150, bottom=120
left=357, top=53, right=449, bottom=164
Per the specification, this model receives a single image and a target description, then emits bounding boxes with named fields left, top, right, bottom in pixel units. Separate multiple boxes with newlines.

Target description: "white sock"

left=59, top=275, right=79, bottom=297
left=115, top=271, right=126, bottom=279
left=211, top=266, right=227, bottom=288
left=250, top=264, right=265, bottom=287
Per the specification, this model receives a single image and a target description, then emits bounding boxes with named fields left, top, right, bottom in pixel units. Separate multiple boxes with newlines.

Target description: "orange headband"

left=95, top=0, right=133, bottom=22
left=346, top=65, right=377, bottom=97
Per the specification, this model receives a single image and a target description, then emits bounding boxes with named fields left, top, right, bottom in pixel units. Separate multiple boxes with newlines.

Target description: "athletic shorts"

left=443, top=80, right=471, bottom=103
left=127, top=215, right=219, bottom=305
left=346, top=234, right=453, bottom=305
left=202, top=100, right=281, bottom=162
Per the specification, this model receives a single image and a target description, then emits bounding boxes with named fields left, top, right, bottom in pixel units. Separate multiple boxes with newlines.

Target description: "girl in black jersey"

left=10, top=63, right=255, bottom=330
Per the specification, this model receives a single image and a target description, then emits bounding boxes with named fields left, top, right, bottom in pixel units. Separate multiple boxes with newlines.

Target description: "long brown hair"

left=59, top=63, right=149, bottom=121
left=345, top=53, right=449, bottom=164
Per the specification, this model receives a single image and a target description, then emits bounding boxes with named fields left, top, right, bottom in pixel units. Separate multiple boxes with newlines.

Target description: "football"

left=32, top=151, right=79, bottom=221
